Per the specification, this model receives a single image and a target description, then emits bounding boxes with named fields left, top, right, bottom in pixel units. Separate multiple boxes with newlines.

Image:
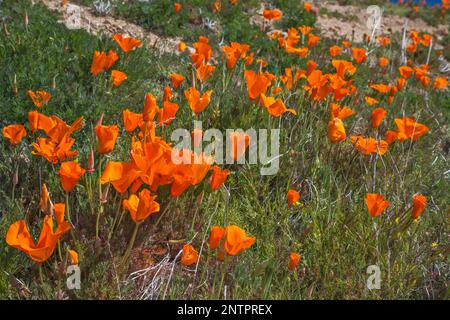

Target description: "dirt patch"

left=38, top=0, right=181, bottom=54
left=317, top=2, right=448, bottom=45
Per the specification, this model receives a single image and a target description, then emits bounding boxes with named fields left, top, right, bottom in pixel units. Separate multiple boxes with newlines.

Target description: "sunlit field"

left=0, top=0, right=449, bottom=300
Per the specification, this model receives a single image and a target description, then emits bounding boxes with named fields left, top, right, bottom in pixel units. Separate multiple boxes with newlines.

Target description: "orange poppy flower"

left=260, top=94, right=296, bottom=117
left=163, top=86, right=173, bottom=102
left=377, top=36, right=391, bottom=46
left=157, top=101, right=179, bottom=125
left=263, top=9, right=282, bottom=20
left=191, top=37, right=213, bottom=68
left=223, top=225, right=256, bottom=256
left=385, top=130, right=398, bottom=144
left=90, top=50, right=118, bottom=75
left=244, top=70, right=271, bottom=100
left=330, top=103, right=355, bottom=120
left=350, top=136, right=388, bottom=155
left=54, top=203, right=66, bottom=226
left=351, top=48, right=367, bottom=63
left=396, top=77, right=407, bottom=91
left=123, top=189, right=160, bottom=223
left=185, top=87, right=213, bottom=114
left=209, top=226, right=226, bottom=250
left=307, top=34, right=321, bottom=48
left=27, top=90, right=52, bottom=108
left=111, top=70, right=127, bottom=87
left=210, top=166, right=230, bottom=190
left=59, top=161, right=86, bottom=192
left=433, top=77, right=448, bottom=90
left=174, top=2, right=182, bottom=14
left=288, top=252, right=300, bottom=270
left=100, top=161, right=139, bottom=194
left=365, top=193, right=390, bottom=217
left=229, top=132, right=251, bottom=161
left=32, top=136, right=79, bottom=164
left=398, top=66, right=414, bottom=79
left=6, top=215, right=70, bottom=263
left=285, top=46, right=309, bottom=58
left=328, top=118, right=346, bottom=143
left=38, top=184, right=53, bottom=216
left=68, top=249, right=79, bottom=264
left=411, top=194, right=426, bottom=220
left=143, top=93, right=158, bottom=122
left=170, top=73, right=185, bottom=89
left=95, top=125, right=119, bottom=154
left=123, top=109, right=143, bottom=133
left=298, top=25, right=313, bottom=36
left=342, top=40, right=351, bottom=48
left=196, top=64, right=216, bottom=83
left=178, top=41, right=187, bottom=53
left=370, top=83, right=391, bottom=94
left=371, top=107, right=387, bottom=128
left=212, top=0, right=221, bottom=13
left=329, top=45, right=342, bottom=57
left=222, top=42, right=250, bottom=69
left=332, top=60, right=356, bottom=78
left=304, top=2, right=313, bottom=12
left=287, top=189, right=300, bottom=207
left=394, top=117, right=429, bottom=141
left=180, top=244, right=199, bottom=266
left=2, top=124, right=26, bottom=145
left=113, top=34, right=142, bottom=53
left=379, top=57, right=389, bottom=68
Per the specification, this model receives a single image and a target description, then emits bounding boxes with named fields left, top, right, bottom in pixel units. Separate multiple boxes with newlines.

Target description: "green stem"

left=121, top=223, right=140, bottom=266
left=96, top=155, right=103, bottom=239
left=65, top=192, right=71, bottom=224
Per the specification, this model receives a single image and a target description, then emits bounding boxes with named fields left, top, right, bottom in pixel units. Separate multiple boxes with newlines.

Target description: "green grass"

left=0, top=0, right=449, bottom=300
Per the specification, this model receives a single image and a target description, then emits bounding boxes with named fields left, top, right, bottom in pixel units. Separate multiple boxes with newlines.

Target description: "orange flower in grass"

left=174, top=2, right=182, bottom=14
left=304, top=2, right=313, bottom=12
left=350, top=136, right=388, bottom=155
left=328, top=118, right=346, bottom=143
left=123, top=109, right=143, bottom=133
left=364, top=96, right=379, bottom=106
left=263, top=9, right=282, bottom=20
left=113, top=34, right=142, bottom=53
left=411, top=194, right=427, bottom=220
left=433, top=77, right=448, bottom=90
left=244, top=70, right=272, bottom=100
left=170, top=73, right=185, bottom=89
left=287, top=189, right=300, bottom=207
left=143, top=93, right=158, bottom=122
left=222, top=42, right=250, bottom=69
left=27, top=90, right=51, bottom=108
left=209, top=225, right=256, bottom=259
left=191, top=37, right=213, bottom=68
left=111, top=70, right=127, bottom=87
left=379, top=57, right=389, bottom=68
left=90, top=50, right=118, bottom=75
left=123, top=189, right=160, bottom=223
left=329, top=45, right=342, bottom=57
left=210, top=166, right=230, bottom=191
left=163, top=86, right=173, bottom=102
left=95, top=125, right=119, bottom=154
left=178, top=41, right=187, bottom=53
left=38, top=184, right=54, bottom=216
left=307, top=34, right=320, bottom=48
left=330, top=103, right=354, bottom=120
left=196, top=64, right=216, bottom=83
left=2, top=124, right=26, bottom=145
left=185, top=87, right=213, bottom=114
left=212, top=0, right=222, bottom=13
left=394, top=117, right=429, bottom=142
left=365, top=193, right=390, bottom=218
left=54, top=203, right=66, bottom=226
left=157, top=101, right=179, bottom=125
left=371, top=108, right=387, bottom=128
left=398, top=66, right=414, bottom=79
left=331, top=60, right=356, bottom=78
left=288, top=252, right=300, bottom=270
left=180, top=244, right=198, bottom=266
left=260, top=94, right=296, bottom=117
left=6, top=215, right=70, bottom=263
left=32, top=136, right=78, bottom=164
left=68, top=249, right=79, bottom=265
left=229, top=132, right=251, bottom=161
left=59, top=161, right=86, bottom=192
left=101, top=161, right=139, bottom=194
left=351, top=48, right=367, bottom=63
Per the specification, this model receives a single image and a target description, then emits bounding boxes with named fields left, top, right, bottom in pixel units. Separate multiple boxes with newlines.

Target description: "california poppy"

left=394, top=117, right=429, bottom=141
left=174, top=2, right=182, bottom=14
left=411, top=194, right=426, bottom=220
left=287, top=189, right=300, bottom=207
left=178, top=41, right=187, bottom=53
left=288, top=252, right=300, bottom=270
left=111, top=70, right=127, bottom=87
left=196, top=64, right=216, bottom=83
left=59, top=161, right=86, bottom=192
left=304, top=2, right=313, bottom=12
left=180, top=244, right=198, bottom=266
left=350, top=136, right=388, bottom=155
left=28, top=90, right=51, bottom=108
left=328, top=118, right=346, bottom=143
left=229, top=131, right=250, bottom=161
left=365, top=193, right=390, bottom=217
left=398, top=66, right=414, bottom=79
left=68, top=249, right=79, bottom=264
left=184, top=87, right=213, bottom=114
left=351, top=48, right=367, bottom=63
left=371, top=108, right=387, bottom=128
left=433, top=77, right=448, bottom=90
left=38, top=184, right=54, bottom=216
left=210, top=166, right=230, bottom=190
left=379, top=57, right=389, bottom=68
left=260, top=94, right=296, bottom=117
left=163, top=86, right=173, bottom=102
left=123, top=109, right=143, bottom=133
left=223, top=225, right=256, bottom=256
left=170, top=73, right=185, bottom=89
left=91, top=50, right=118, bottom=75
left=113, top=34, right=142, bottom=53
left=330, top=103, right=355, bottom=120
left=209, top=226, right=226, bottom=250
left=6, top=215, right=70, bottom=263
left=263, top=9, right=282, bottom=20
left=244, top=70, right=271, bottom=100
left=123, top=189, right=160, bottom=223
left=157, top=101, right=179, bottom=125
left=2, top=124, right=26, bottom=145
left=95, top=125, right=119, bottom=154
left=329, top=45, right=342, bottom=57
left=143, top=93, right=158, bottom=122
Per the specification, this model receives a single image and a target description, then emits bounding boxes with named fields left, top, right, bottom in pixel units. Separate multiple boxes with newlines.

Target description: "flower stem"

left=121, top=222, right=140, bottom=266
left=96, top=155, right=103, bottom=239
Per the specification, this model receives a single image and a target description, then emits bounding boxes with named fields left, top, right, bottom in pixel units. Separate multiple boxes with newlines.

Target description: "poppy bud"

left=87, top=147, right=95, bottom=172
left=100, top=184, right=110, bottom=204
